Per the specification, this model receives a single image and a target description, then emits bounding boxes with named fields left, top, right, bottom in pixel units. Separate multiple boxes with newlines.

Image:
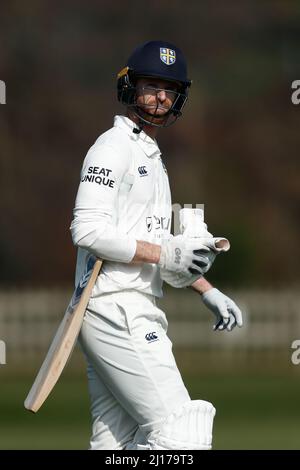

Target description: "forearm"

left=190, top=277, right=213, bottom=295
left=71, top=218, right=137, bottom=263
left=71, top=213, right=161, bottom=265
left=130, top=240, right=161, bottom=264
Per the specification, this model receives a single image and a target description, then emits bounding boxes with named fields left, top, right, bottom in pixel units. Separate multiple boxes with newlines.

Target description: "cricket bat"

left=24, top=256, right=102, bottom=413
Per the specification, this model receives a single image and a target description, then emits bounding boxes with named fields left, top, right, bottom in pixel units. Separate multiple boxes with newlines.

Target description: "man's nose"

left=157, top=89, right=166, bottom=102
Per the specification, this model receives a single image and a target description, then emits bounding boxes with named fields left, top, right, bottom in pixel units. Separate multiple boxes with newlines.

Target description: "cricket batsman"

left=70, top=40, right=243, bottom=450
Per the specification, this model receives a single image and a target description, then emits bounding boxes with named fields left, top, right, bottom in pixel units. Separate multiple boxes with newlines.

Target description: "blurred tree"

left=0, top=0, right=299, bottom=286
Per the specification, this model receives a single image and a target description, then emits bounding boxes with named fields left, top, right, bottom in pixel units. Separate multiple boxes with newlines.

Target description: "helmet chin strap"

left=132, top=118, right=145, bottom=134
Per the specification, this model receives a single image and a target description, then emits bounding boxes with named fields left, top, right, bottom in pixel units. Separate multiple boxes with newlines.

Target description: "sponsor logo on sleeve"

left=81, top=167, right=115, bottom=188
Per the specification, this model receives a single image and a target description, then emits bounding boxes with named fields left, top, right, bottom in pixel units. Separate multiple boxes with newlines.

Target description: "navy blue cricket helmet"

left=117, top=40, right=192, bottom=128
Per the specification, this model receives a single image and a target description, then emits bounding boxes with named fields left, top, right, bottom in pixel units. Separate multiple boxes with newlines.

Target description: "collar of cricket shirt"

left=114, top=115, right=161, bottom=159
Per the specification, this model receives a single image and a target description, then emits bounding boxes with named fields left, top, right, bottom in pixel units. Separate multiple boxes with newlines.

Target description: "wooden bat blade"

left=24, top=258, right=102, bottom=413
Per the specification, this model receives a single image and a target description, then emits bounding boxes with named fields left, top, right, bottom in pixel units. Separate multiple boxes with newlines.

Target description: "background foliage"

left=1, top=0, right=299, bottom=287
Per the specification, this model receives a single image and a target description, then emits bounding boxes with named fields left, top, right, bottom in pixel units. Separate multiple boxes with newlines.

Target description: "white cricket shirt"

left=70, top=115, right=172, bottom=298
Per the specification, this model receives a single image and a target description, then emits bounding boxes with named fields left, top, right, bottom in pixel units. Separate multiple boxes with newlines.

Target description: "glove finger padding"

left=226, top=313, right=237, bottom=331
left=159, top=242, right=217, bottom=288
left=189, top=251, right=210, bottom=274
left=190, top=248, right=216, bottom=275
left=159, top=235, right=214, bottom=276
left=229, top=303, right=243, bottom=328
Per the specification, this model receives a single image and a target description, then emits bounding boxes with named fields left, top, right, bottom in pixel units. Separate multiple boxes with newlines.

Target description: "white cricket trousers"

left=78, top=290, right=191, bottom=450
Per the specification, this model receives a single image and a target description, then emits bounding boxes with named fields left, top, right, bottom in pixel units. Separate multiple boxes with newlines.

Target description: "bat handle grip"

left=201, top=237, right=230, bottom=253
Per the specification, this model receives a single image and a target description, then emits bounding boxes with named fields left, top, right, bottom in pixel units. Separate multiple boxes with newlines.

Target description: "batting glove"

left=201, top=288, right=243, bottom=332
left=160, top=268, right=202, bottom=288
left=159, top=234, right=216, bottom=276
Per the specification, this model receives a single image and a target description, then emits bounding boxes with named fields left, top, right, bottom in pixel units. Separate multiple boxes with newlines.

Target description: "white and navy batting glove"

left=159, top=234, right=216, bottom=276
left=201, top=288, right=243, bottom=332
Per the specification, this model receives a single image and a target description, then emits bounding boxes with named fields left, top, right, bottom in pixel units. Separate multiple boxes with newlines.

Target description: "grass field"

left=0, top=372, right=299, bottom=449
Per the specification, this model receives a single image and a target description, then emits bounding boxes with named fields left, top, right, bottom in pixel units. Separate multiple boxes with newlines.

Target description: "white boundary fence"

left=0, top=287, right=299, bottom=363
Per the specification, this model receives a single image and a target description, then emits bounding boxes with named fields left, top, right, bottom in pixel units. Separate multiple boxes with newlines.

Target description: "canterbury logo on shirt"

left=138, top=166, right=148, bottom=176
left=81, top=166, right=115, bottom=188
left=145, top=332, right=158, bottom=342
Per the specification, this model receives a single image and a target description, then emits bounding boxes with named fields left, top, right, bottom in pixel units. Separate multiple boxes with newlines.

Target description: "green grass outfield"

left=0, top=372, right=299, bottom=449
